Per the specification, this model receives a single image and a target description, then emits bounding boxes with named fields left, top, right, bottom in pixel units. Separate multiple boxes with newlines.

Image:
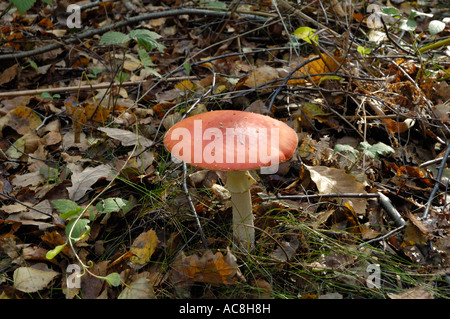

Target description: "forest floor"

left=0, top=0, right=449, bottom=300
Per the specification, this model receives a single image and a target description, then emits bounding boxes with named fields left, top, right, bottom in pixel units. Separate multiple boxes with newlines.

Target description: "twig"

left=361, top=192, right=406, bottom=247
left=378, top=192, right=406, bottom=228
left=420, top=156, right=450, bottom=168
left=182, top=162, right=209, bottom=250
left=422, top=144, right=450, bottom=220
left=0, top=77, right=195, bottom=98
left=0, top=191, right=53, bottom=217
left=171, top=73, right=217, bottom=250
left=259, top=193, right=380, bottom=201
left=358, top=225, right=405, bottom=247
left=268, top=55, right=321, bottom=113
left=380, top=17, right=416, bottom=56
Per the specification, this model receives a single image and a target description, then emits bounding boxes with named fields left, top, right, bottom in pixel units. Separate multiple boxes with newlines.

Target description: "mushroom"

left=163, top=110, right=298, bottom=250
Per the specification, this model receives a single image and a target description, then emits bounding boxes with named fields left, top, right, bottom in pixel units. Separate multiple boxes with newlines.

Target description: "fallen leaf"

left=13, top=263, right=59, bottom=293
left=118, top=277, right=156, bottom=299
left=270, top=236, right=299, bottom=262
left=0, top=106, right=42, bottom=138
left=97, top=127, right=153, bottom=148
left=130, top=229, right=159, bottom=266
left=11, top=170, right=44, bottom=188
left=244, top=65, right=279, bottom=89
left=67, top=164, right=114, bottom=201
left=387, top=286, right=433, bottom=299
left=0, top=64, right=18, bottom=85
left=171, top=248, right=243, bottom=285
left=306, top=165, right=367, bottom=215
left=290, top=54, right=344, bottom=84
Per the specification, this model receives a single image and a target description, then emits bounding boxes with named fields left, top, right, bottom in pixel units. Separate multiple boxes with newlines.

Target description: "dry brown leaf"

left=0, top=64, right=18, bottom=85
left=387, top=286, right=433, bottom=299
left=0, top=106, right=43, bottom=138
left=13, top=263, right=59, bottom=293
left=306, top=165, right=367, bottom=215
left=244, top=65, right=279, bottom=89
left=97, top=127, right=153, bottom=148
left=270, top=236, right=299, bottom=262
left=67, top=164, right=114, bottom=202
left=171, top=248, right=243, bottom=285
left=118, top=277, right=156, bottom=299
left=11, top=170, right=44, bottom=188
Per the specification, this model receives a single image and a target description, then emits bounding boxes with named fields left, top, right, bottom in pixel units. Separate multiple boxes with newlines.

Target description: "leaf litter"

left=0, top=0, right=449, bottom=300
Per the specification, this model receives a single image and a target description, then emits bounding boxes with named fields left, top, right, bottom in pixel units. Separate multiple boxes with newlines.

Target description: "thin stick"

left=422, top=144, right=450, bottom=219
left=0, top=191, right=53, bottom=217
left=358, top=225, right=405, bottom=247
left=0, top=77, right=195, bottom=98
left=182, top=162, right=209, bottom=250
left=260, top=193, right=380, bottom=201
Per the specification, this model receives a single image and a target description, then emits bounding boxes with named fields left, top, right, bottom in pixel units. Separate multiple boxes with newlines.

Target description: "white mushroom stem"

left=225, top=170, right=256, bottom=251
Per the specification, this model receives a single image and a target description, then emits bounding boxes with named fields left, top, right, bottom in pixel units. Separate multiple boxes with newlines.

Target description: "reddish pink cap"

left=164, top=110, right=298, bottom=171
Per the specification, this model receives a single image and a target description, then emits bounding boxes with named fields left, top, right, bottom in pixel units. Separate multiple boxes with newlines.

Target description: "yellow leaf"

left=289, top=53, right=344, bottom=85
left=175, top=80, right=196, bottom=92
left=130, top=229, right=159, bottom=265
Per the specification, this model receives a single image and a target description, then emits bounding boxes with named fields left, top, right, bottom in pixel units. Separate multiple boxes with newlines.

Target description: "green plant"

left=334, top=141, right=395, bottom=173
left=46, top=197, right=134, bottom=287
left=9, top=0, right=51, bottom=15
left=100, top=29, right=166, bottom=78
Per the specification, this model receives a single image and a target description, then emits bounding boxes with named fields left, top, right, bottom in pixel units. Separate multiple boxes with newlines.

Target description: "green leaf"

left=100, top=31, right=130, bottom=45
left=381, top=7, right=399, bottom=17
left=429, top=20, right=445, bottom=36
left=66, top=218, right=90, bottom=242
left=199, top=1, right=228, bottom=9
left=357, top=46, right=371, bottom=56
left=334, top=144, right=359, bottom=157
left=137, top=47, right=156, bottom=68
left=359, top=141, right=395, bottom=159
left=96, top=197, right=132, bottom=214
left=102, top=273, right=121, bottom=287
left=318, top=75, right=344, bottom=85
left=184, top=62, right=191, bottom=76
left=293, top=27, right=319, bottom=45
left=10, top=0, right=36, bottom=14
left=129, top=29, right=165, bottom=52
left=46, top=243, right=67, bottom=260
left=27, top=60, right=38, bottom=71
left=52, top=199, right=83, bottom=219
left=399, top=19, right=417, bottom=31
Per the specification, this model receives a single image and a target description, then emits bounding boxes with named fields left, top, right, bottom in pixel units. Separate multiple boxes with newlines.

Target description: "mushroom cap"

left=164, top=110, right=298, bottom=171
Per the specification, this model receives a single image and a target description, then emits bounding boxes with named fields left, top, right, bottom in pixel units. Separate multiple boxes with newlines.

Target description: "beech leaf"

left=306, top=165, right=367, bottom=215
left=13, top=264, right=59, bottom=293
